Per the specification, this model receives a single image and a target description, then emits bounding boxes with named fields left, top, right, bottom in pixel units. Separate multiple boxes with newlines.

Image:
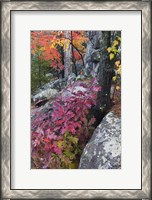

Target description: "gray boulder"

left=79, top=112, right=121, bottom=169
left=50, top=78, right=66, bottom=90
left=33, top=88, right=58, bottom=102
left=32, top=78, right=66, bottom=102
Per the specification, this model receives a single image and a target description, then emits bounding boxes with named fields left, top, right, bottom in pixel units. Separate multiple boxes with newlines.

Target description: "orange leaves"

left=31, top=31, right=88, bottom=72
left=43, top=48, right=61, bottom=61
left=31, top=31, right=63, bottom=71
left=72, top=31, right=88, bottom=53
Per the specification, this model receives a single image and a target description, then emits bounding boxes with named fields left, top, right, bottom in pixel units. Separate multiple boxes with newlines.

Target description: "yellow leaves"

left=60, top=39, right=65, bottom=46
left=114, top=59, right=121, bottom=76
left=116, top=86, right=120, bottom=91
left=39, top=47, right=45, bottom=51
left=72, top=35, right=87, bottom=53
left=107, top=37, right=121, bottom=60
left=110, top=53, right=115, bottom=60
left=112, top=76, right=117, bottom=81
left=115, top=60, right=120, bottom=67
left=117, top=65, right=121, bottom=75
left=115, top=60, right=121, bottom=76
left=50, top=38, right=65, bottom=49
left=107, top=47, right=112, bottom=53
left=56, top=39, right=65, bottom=47
left=50, top=44, right=55, bottom=48
left=43, top=31, right=88, bottom=55
left=113, top=40, right=119, bottom=46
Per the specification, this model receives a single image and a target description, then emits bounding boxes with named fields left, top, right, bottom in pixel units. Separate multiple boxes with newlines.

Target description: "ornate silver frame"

left=1, top=1, right=151, bottom=199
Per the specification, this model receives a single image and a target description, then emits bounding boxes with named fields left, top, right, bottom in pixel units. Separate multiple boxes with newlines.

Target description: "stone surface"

left=32, top=88, right=58, bottom=102
left=79, top=112, right=121, bottom=169
left=32, top=78, right=66, bottom=102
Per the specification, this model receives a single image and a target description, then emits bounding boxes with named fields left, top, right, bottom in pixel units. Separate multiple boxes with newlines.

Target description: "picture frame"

left=1, top=0, right=151, bottom=199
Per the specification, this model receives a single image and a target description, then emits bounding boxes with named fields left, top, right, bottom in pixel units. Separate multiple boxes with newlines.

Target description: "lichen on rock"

left=79, top=112, right=121, bottom=169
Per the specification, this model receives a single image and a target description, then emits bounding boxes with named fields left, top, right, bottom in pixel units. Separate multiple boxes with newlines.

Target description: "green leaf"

left=67, top=135, right=78, bottom=145
left=71, top=137, right=78, bottom=145
left=57, top=141, right=64, bottom=148
left=109, top=53, right=115, bottom=60
left=64, top=151, right=75, bottom=159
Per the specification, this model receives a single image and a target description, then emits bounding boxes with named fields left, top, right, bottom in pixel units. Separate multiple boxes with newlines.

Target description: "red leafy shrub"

left=31, top=78, right=101, bottom=169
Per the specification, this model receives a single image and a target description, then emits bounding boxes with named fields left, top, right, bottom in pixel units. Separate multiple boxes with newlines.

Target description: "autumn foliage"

left=31, top=78, right=101, bottom=169
left=31, top=30, right=121, bottom=169
left=31, top=31, right=88, bottom=73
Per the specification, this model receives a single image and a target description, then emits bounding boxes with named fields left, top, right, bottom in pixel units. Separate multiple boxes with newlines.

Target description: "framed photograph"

left=1, top=0, right=151, bottom=199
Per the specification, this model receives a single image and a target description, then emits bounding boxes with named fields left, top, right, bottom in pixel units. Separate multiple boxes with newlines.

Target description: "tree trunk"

left=84, top=31, right=115, bottom=125
left=64, top=31, right=73, bottom=78
left=98, top=31, right=115, bottom=110
left=71, top=31, right=78, bottom=76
